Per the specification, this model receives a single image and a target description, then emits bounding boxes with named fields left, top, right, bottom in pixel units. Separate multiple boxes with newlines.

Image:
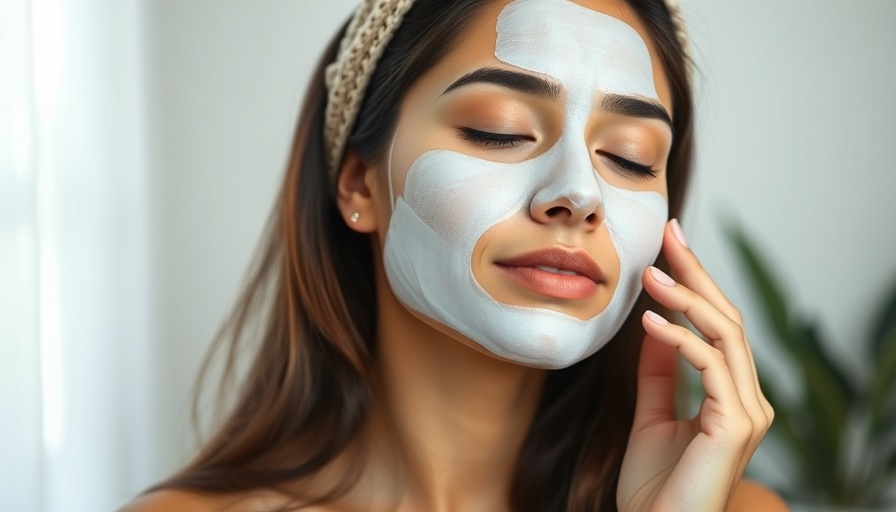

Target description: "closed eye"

left=595, top=150, right=659, bottom=179
left=458, top=127, right=534, bottom=148
left=457, top=128, right=659, bottom=179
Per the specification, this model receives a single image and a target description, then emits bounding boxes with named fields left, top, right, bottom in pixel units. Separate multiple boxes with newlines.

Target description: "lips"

left=495, top=248, right=604, bottom=301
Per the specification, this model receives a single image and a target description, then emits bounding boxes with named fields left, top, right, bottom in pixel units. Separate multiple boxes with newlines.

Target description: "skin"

left=124, top=0, right=788, bottom=510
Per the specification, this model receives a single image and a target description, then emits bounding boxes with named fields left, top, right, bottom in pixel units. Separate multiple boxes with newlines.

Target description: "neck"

left=351, top=266, right=546, bottom=512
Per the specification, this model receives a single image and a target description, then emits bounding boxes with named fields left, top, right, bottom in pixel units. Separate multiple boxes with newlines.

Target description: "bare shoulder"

left=119, top=489, right=224, bottom=512
left=119, top=488, right=329, bottom=512
left=728, top=479, right=789, bottom=512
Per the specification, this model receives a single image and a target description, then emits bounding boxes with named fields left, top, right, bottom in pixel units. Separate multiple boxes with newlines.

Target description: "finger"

left=643, top=310, right=761, bottom=510
left=655, top=219, right=775, bottom=485
left=641, top=310, right=746, bottom=435
left=644, top=266, right=772, bottom=456
left=643, top=266, right=760, bottom=409
left=632, top=330, right=678, bottom=431
left=663, top=219, right=742, bottom=325
left=644, top=255, right=774, bottom=464
left=662, top=221, right=770, bottom=425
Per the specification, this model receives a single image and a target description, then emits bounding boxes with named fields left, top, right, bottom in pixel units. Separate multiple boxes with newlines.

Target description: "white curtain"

left=0, top=1, right=156, bottom=509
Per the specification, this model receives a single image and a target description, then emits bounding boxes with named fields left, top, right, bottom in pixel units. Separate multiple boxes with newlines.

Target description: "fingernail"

left=671, top=218, right=688, bottom=248
left=645, top=310, right=669, bottom=325
left=650, top=266, right=676, bottom=287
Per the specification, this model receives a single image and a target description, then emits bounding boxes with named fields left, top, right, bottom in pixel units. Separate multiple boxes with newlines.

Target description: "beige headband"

left=323, top=0, right=691, bottom=184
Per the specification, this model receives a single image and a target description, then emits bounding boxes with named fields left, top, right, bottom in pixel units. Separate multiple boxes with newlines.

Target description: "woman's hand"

left=617, top=219, right=775, bottom=512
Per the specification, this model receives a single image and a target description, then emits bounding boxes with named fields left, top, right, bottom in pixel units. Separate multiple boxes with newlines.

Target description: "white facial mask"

left=382, top=0, right=668, bottom=369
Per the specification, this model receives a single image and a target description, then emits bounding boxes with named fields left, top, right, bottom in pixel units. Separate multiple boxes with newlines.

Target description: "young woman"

left=126, top=0, right=787, bottom=510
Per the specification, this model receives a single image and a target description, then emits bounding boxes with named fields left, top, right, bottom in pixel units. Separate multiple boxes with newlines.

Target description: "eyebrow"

left=443, top=67, right=673, bottom=129
left=442, top=67, right=562, bottom=99
left=601, top=94, right=673, bottom=129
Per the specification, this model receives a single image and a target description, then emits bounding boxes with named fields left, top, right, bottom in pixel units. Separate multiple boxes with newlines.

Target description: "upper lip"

left=496, top=247, right=604, bottom=284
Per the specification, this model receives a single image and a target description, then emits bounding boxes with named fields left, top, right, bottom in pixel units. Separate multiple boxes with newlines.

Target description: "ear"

left=336, top=148, right=379, bottom=233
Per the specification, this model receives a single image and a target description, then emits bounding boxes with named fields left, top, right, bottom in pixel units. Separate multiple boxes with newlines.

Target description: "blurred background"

left=1, top=0, right=894, bottom=510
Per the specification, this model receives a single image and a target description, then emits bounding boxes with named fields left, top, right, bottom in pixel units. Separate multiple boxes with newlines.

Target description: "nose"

left=529, top=146, right=604, bottom=228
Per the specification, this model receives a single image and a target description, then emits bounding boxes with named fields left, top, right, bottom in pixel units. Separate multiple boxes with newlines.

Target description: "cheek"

left=649, top=173, right=669, bottom=203
left=394, top=145, right=668, bottom=247
left=397, top=150, right=534, bottom=250
left=386, top=110, right=467, bottom=201
left=602, top=185, right=668, bottom=276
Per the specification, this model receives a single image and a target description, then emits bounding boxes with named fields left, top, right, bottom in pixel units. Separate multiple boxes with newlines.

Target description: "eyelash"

left=458, top=127, right=533, bottom=148
left=457, top=127, right=659, bottom=179
left=595, top=150, right=659, bottom=179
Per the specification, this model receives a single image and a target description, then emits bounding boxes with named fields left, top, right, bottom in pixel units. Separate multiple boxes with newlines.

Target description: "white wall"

left=142, top=0, right=358, bottom=487
left=683, top=0, right=896, bottom=383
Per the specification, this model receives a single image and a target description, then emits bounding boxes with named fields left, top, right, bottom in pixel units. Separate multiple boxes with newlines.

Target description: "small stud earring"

left=350, top=212, right=360, bottom=223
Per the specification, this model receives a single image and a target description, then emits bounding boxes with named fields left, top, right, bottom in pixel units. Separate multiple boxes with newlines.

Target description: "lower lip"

left=497, top=265, right=598, bottom=301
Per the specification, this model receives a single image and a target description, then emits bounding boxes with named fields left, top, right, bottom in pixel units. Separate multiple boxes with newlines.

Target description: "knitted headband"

left=323, top=0, right=691, bottom=184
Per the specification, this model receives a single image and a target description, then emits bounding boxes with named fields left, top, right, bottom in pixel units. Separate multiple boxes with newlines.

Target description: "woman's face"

left=368, top=0, right=674, bottom=368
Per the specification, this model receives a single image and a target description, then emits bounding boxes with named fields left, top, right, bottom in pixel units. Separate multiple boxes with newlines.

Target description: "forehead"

left=433, top=0, right=672, bottom=112
left=496, top=0, right=658, bottom=101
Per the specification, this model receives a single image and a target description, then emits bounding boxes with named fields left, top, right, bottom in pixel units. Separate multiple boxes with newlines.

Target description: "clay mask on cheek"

left=382, top=0, right=668, bottom=369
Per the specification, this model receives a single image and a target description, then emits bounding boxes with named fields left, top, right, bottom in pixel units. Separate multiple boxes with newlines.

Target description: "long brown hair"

left=153, top=1, right=694, bottom=510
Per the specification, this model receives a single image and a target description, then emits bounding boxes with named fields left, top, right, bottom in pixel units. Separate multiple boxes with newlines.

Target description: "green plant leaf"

left=796, top=322, right=852, bottom=462
left=801, top=321, right=858, bottom=402
left=864, top=281, right=896, bottom=502
left=724, top=224, right=791, bottom=344
left=723, top=225, right=896, bottom=505
left=887, top=447, right=896, bottom=481
left=723, top=224, right=853, bottom=492
left=869, top=330, right=896, bottom=436
left=865, top=464, right=896, bottom=509
left=758, top=372, right=830, bottom=492
left=870, top=277, right=896, bottom=356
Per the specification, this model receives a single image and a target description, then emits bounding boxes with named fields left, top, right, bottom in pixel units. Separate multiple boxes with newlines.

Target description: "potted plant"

left=713, top=224, right=896, bottom=510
